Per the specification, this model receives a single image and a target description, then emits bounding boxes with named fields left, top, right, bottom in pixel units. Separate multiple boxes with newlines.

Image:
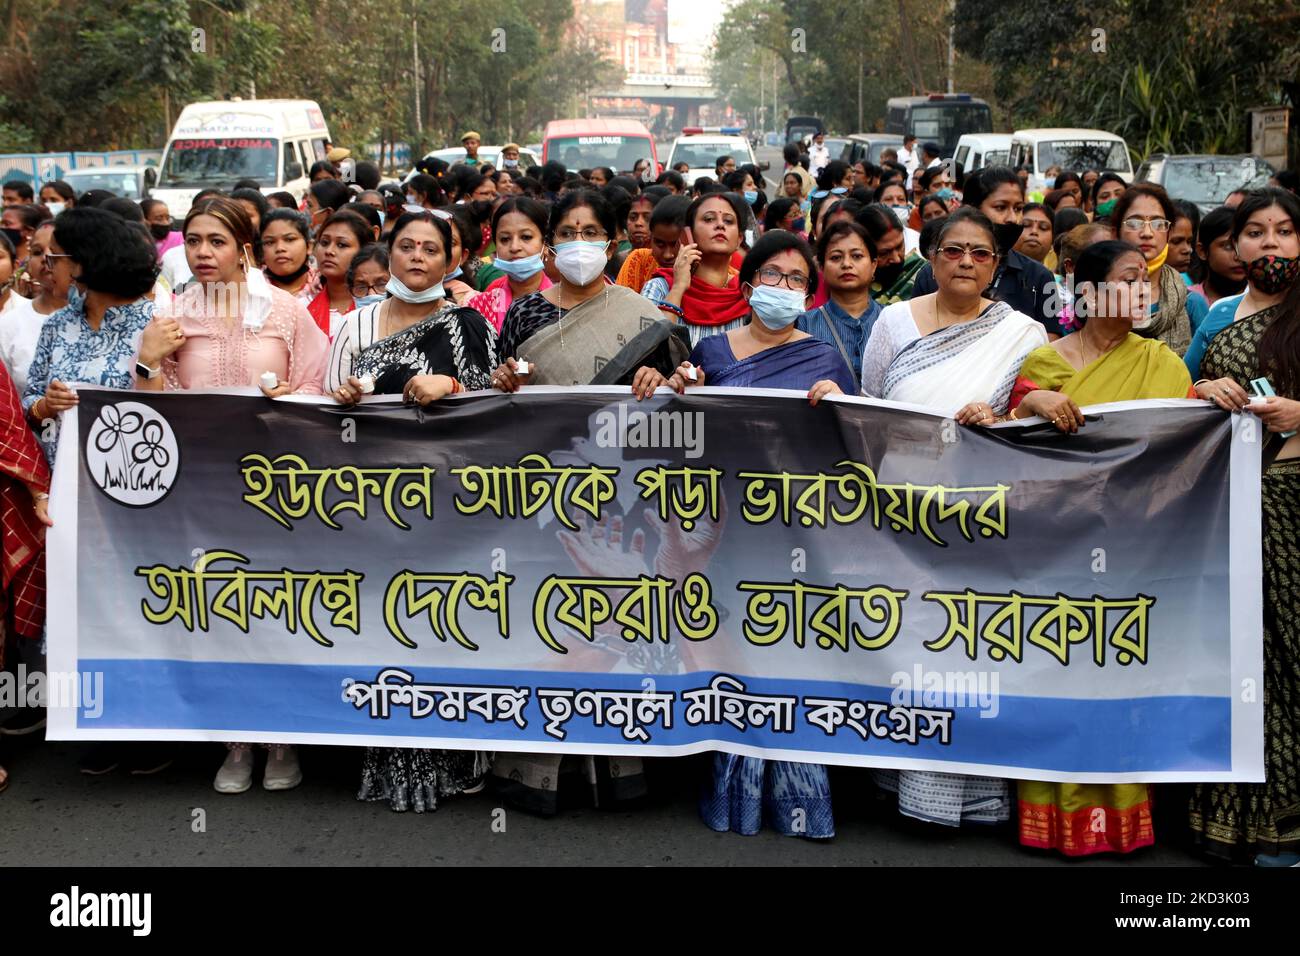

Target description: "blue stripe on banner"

left=78, top=659, right=1230, bottom=774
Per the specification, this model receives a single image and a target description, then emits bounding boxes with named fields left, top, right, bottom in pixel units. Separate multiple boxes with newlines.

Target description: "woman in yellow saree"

left=1009, top=241, right=1193, bottom=855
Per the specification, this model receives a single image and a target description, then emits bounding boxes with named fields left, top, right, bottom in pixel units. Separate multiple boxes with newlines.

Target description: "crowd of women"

left=0, top=146, right=1297, bottom=867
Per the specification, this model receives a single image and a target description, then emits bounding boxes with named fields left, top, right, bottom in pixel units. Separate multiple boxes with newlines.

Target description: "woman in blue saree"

left=668, top=231, right=853, bottom=839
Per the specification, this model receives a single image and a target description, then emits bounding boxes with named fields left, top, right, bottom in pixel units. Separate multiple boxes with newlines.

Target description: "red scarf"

left=651, top=264, right=749, bottom=326
left=0, top=361, right=49, bottom=651
left=307, top=288, right=352, bottom=337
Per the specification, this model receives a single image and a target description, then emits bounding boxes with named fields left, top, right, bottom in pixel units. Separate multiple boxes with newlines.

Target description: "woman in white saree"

left=857, top=207, right=1046, bottom=828
left=859, top=208, right=1047, bottom=425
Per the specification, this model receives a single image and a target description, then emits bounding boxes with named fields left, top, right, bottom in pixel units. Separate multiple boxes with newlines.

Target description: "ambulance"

left=152, top=99, right=333, bottom=218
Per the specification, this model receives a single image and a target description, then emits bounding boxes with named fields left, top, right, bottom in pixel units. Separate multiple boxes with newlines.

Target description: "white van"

left=950, top=133, right=1011, bottom=174
left=1009, top=128, right=1133, bottom=194
left=152, top=99, right=333, bottom=218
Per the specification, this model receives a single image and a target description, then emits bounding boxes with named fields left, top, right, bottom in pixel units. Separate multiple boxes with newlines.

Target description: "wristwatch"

left=135, top=360, right=161, bottom=380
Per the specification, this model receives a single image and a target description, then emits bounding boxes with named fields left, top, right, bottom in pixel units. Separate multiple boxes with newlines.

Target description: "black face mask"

left=993, top=221, right=1025, bottom=255
left=149, top=223, right=172, bottom=241
left=1, top=227, right=22, bottom=249
left=875, top=259, right=905, bottom=289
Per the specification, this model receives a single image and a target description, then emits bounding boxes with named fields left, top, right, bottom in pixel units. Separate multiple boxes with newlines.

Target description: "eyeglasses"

left=554, top=228, right=608, bottom=243
left=937, top=245, right=996, bottom=264
left=1120, top=217, right=1171, bottom=233
left=44, top=252, right=72, bottom=265
left=756, top=267, right=810, bottom=291
left=350, top=279, right=390, bottom=297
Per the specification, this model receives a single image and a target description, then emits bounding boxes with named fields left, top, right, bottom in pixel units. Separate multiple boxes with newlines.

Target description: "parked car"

left=840, top=134, right=904, bottom=166
left=666, top=128, right=768, bottom=187
left=420, top=144, right=541, bottom=171
left=950, top=133, right=1012, bottom=174
left=61, top=164, right=158, bottom=202
left=1134, top=154, right=1275, bottom=213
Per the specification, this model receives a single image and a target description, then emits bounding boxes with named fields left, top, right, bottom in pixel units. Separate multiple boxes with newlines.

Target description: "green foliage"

left=0, top=0, right=615, bottom=157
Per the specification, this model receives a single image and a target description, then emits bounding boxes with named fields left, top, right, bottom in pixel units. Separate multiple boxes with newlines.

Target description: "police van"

left=152, top=99, right=333, bottom=217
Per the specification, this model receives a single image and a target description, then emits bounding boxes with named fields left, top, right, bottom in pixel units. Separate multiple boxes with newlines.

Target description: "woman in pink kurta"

left=132, top=196, right=327, bottom=797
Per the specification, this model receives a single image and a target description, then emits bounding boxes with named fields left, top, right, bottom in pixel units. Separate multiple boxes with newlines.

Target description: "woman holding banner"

left=857, top=207, right=1045, bottom=828
left=486, top=189, right=690, bottom=816
left=133, top=195, right=329, bottom=795
left=328, top=209, right=498, bottom=813
left=1007, top=240, right=1193, bottom=856
left=667, top=230, right=853, bottom=839
left=1187, top=188, right=1300, bottom=866
left=489, top=189, right=689, bottom=398
left=0, top=355, right=52, bottom=794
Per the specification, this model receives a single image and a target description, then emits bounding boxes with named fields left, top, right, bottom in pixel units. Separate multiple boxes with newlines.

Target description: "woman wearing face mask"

left=910, top=166, right=1063, bottom=339
left=308, top=210, right=371, bottom=338
left=344, top=245, right=389, bottom=313
left=327, top=212, right=498, bottom=813
left=1, top=222, right=68, bottom=395
left=1188, top=206, right=1247, bottom=307
left=639, top=193, right=751, bottom=347
left=141, top=199, right=181, bottom=257
left=1090, top=173, right=1127, bottom=223
left=1188, top=187, right=1300, bottom=866
left=661, top=232, right=855, bottom=841
left=872, top=181, right=922, bottom=256
left=491, top=190, right=689, bottom=397
left=38, top=180, right=75, bottom=217
left=260, top=209, right=319, bottom=304
left=1186, top=189, right=1300, bottom=382
left=305, top=179, right=351, bottom=238
left=858, top=204, right=926, bottom=305
left=1112, top=183, right=1208, bottom=356
left=465, top=197, right=552, bottom=332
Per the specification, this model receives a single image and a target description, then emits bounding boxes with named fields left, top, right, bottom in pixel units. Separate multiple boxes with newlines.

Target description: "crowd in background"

left=0, top=128, right=1298, bottom=867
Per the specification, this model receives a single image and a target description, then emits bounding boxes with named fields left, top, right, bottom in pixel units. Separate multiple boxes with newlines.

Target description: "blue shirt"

left=23, top=293, right=154, bottom=461
left=1184, top=293, right=1245, bottom=379
left=795, top=297, right=881, bottom=384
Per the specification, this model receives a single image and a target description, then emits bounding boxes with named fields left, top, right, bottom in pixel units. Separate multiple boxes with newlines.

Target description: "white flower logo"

left=84, top=401, right=180, bottom=507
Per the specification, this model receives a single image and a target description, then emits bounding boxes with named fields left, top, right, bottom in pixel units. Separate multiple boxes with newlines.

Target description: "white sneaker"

left=214, top=746, right=254, bottom=794
left=263, top=745, right=303, bottom=791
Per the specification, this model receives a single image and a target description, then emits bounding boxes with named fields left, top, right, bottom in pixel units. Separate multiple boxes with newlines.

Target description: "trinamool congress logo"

left=84, top=401, right=180, bottom=507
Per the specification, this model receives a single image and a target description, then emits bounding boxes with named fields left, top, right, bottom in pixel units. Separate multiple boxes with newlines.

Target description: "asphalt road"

left=1, top=735, right=1205, bottom=866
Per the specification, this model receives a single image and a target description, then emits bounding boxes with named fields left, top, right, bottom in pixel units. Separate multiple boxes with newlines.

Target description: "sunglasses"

left=937, top=245, right=996, bottom=264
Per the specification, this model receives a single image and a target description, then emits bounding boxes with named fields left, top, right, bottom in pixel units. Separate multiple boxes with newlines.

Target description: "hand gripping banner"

left=45, top=386, right=1264, bottom=783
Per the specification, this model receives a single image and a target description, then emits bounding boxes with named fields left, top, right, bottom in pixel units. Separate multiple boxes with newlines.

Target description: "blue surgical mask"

left=386, top=274, right=445, bottom=304
left=936, top=187, right=955, bottom=201
left=377, top=210, right=386, bottom=227
left=743, top=189, right=759, bottom=204
left=445, top=265, right=463, bottom=282
left=746, top=284, right=806, bottom=330
left=493, top=253, right=544, bottom=280
left=830, top=186, right=847, bottom=195
left=66, top=283, right=85, bottom=311
left=356, top=293, right=387, bottom=308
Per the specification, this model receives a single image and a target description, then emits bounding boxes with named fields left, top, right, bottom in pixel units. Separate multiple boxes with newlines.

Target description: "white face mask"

left=552, top=240, right=609, bottom=286
left=46, top=201, right=65, bottom=217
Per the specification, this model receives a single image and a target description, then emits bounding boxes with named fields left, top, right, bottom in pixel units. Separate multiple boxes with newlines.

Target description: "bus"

left=885, top=94, right=992, bottom=157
